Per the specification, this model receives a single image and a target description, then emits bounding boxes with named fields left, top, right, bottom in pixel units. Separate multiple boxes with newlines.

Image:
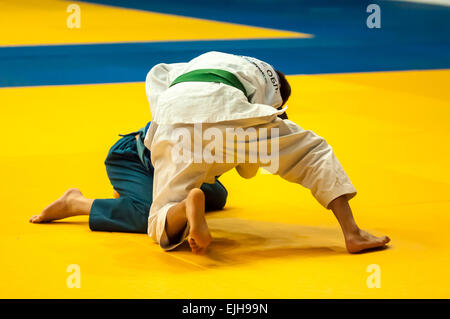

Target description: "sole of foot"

left=185, top=189, right=211, bottom=254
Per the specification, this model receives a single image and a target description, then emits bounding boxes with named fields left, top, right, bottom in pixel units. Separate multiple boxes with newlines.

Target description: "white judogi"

left=144, top=51, right=357, bottom=250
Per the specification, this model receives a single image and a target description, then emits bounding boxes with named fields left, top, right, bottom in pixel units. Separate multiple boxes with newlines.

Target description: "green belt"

left=169, top=69, right=247, bottom=99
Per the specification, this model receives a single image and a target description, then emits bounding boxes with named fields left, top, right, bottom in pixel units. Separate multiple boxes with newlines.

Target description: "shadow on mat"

left=33, top=216, right=376, bottom=268
left=170, top=218, right=347, bottom=267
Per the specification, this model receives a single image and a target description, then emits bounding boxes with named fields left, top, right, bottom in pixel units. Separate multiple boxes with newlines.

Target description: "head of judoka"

left=241, top=56, right=291, bottom=109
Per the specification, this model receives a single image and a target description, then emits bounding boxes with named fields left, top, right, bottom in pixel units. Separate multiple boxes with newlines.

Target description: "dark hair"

left=276, top=70, right=291, bottom=106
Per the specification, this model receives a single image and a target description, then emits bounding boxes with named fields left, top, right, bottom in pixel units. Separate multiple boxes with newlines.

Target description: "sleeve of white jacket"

left=145, top=63, right=186, bottom=118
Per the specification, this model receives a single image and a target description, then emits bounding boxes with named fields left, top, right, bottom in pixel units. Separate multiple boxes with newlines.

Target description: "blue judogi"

left=89, top=122, right=228, bottom=233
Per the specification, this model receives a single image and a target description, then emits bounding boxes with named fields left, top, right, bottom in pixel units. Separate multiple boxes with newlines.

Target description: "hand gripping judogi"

left=143, top=51, right=357, bottom=250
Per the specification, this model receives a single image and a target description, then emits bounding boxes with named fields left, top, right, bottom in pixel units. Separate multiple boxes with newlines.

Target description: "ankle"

left=69, top=196, right=91, bottom=215
left=66, top=195, right=80, bottom=213
left=344, top=227, right=361, bottom=239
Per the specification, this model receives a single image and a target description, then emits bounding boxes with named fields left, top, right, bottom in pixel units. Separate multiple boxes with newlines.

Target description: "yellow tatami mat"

left=1, top=70, right=449, bottom=298
left=0, top=0, right=309, bottom=46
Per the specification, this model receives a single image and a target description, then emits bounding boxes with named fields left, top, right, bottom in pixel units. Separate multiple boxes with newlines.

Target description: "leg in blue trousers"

left=89, top=134, right=228, bottom=233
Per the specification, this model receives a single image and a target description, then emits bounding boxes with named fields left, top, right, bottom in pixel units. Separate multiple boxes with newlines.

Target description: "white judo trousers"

left=143, top=51, right=357, bottom=250
left=145, top=116, right=357, bottom=250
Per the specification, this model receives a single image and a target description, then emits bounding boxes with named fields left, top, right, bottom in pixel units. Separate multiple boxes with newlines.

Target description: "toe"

left=33, top=215, right=44, bottom=223
left=188, top=238, right=198, bottom=250
left=29, top=215, right=39, bottom=223
left=368, top=237, right=390, bottom=250
left=193, top=247, right=206, bottom=255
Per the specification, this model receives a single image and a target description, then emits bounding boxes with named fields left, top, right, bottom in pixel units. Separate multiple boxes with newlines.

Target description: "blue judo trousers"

left=89, top=122, right=228, bottom=233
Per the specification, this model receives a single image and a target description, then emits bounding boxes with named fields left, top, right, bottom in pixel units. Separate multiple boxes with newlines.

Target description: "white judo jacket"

left=144, top=51, right=287, bottom=125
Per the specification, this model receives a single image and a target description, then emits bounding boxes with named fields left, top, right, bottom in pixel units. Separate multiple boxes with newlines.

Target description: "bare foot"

left=29, top=188, right=88, bottom=223
left=345, top=229, right=390, bottom=253
left=185, top=189, right=211, bottom=254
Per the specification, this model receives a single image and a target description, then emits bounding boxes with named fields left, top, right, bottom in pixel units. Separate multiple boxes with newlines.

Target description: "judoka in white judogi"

left=144, top=51, right=357, bottom=250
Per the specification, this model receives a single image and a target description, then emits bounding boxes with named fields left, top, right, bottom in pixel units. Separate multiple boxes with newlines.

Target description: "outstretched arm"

left=329, top=195, right=390, bottom=253
left=272, top=118, right=390, bottom=253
